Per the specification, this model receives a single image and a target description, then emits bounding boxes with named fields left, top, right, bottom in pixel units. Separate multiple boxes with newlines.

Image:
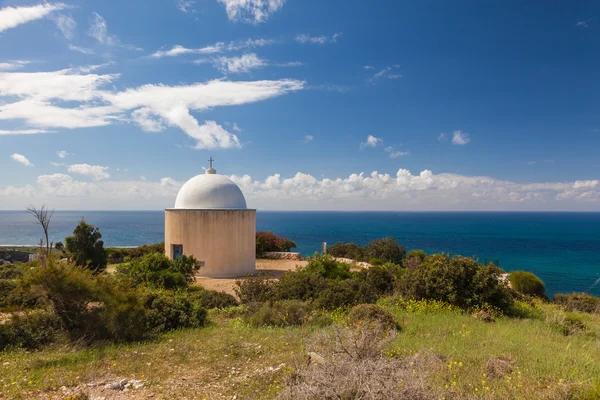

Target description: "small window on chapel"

left=172, top=244, right=183, bottom=260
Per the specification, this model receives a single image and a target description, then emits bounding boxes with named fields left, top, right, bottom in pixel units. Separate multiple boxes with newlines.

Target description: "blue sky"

left=0, top=0, right=599, bottom=210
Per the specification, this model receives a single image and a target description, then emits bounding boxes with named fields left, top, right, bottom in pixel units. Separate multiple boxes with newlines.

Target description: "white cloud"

left=131, top=107, right=166, bottom=132
left=69, top=44, right=95, bottom=55
left=364, top=66, right=374, bottom=70
left=88, top=12, right=116, bottom=45
left=54, top=14, right=76, bottom=40
left=452, top=130, right=471, bottom=145
left=68, top=163, right=110, bottom=180
left=0, top=65, right=304, bottom=148
left=384, top=146, right=408, bottom=158
left=1, top=169, right=600, bottom=210
left=573, top=180, right=599, bottom=189
left=213, top=53, right=266, bottom=73
left=438, top=132, right=447, bottom=142
left=576, top=17, right=596, bottom=28
left=304, top=135, right=313, bottom=143
left=151, top=43, right=224, bottom=58
left=218, top=0, right=285, bottom=23
left=227, top=37, right=277, bottom=51
left=0, top=60, right=30, bottom=71
left=140, top=175, right=147, bottom=181
left=232, top=123, right=242, bottom=132
left=367, top=66, right=403, bottom=84
left=152, top=38, right=278, bottom=59
left=176, top=0, right=196, bottom=13
left=0, top=3, right=66, bottom=33
left=186, top=120, right=241, bottom=149
left=0, top=129, right=52, bottom=135
left=361, top=135, right=383, bottom=149
left=57, top=150, right=69, bottom=159
left=296, top=33, right=342, bottom=45
left=10, top=153, right=33, bottom=166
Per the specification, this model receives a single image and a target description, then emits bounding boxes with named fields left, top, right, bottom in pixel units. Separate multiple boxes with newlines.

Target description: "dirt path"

left=193, top=259, right=308, bottom=296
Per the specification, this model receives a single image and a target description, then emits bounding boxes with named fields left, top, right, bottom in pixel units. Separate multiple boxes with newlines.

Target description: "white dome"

left=174, top=172, right=247, bottom=209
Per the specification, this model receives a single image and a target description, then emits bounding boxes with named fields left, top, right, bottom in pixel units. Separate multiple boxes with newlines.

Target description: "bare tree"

left=26, top=204, right=54, bottom=258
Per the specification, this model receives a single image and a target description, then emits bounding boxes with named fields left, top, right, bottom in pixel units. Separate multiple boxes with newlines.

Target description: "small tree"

left=65, top=219, right=108, bottom=272
left=365, top=237, right=406, bottom=264
left=26, top=204, right=54, bottom=259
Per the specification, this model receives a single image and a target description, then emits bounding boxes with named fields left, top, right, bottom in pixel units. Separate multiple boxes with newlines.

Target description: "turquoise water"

left=1, top=211, right=599, bottom=297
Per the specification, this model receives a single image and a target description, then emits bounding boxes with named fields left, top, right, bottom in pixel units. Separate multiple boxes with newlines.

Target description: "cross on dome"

left=206, top=156, right=216, bottom=174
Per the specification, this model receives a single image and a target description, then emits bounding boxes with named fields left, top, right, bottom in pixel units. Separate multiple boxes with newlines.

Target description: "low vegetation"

left=327, top=237, right=406, bottom=264
left=509, top=270, right=546, bottom=298
left=2, top=214, right=600, bottom=399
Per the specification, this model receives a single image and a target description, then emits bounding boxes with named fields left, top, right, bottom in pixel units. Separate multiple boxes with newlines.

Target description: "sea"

left=1, top=210, right=599, bottom=297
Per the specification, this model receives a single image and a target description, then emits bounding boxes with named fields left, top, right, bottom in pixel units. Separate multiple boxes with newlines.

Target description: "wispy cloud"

left=176, top=0, right=196, bottom=14
left=0, top=64, right=305, bottom=149
left=218, top=0, right=286, bottom=24
left=361, top=135, right=383, bottom=149
left=576, top=17, right=596, bottom=28
left=0, top=129, right=52, bottom=135
left=367, top=65, right=403, bottom=84
left=151, top=43, right=224, bottom=58
left=88, top=12, right=142, bottom=51
left=68, top=163, right=110, bottom=180
left=54, top=13, right=76, bottom=40
left=213, top=53, right=266, bottom=73
left=0, top=60, right=30, bottom=71
left=452, top=130, right=471, bottom=145
left=11, top=153, right=33, bottom=166
left=57, top=150, right=69, bottom=159
left=295, top=33, right=342, bottom=44
left=0, top=3, right=66, bottom=33
left=196, top=53, right=302, bottom=74
left=68, top=44, right=95, bottom=55
left=385, top=146, right=408, bottom=158
left=438, top=132, right=447, bottom=142
left=303, top=135, right=313, bottom=143
left=88, top=12, right=117, bottom=45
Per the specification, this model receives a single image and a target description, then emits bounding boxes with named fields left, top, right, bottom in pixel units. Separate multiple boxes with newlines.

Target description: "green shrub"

left=368, top=258, right=383, bottom=266
left=509, top=271, right=545, bottom=297
left=187, top=287, right=239, bottom=309
left=119, top=252, right=200, bottom=290
left=353, top=264, right=402, bottom=297
left=274, top=269, right=327, bottom=301
left=18, top=260, right=149, bottom=342
left=554, top=293, right=600, bottom=314
left=107, top=243, right=165, bottom=264
left=0, top=263, right=24, bottom=279
left=256, top=232, right=297, bottom=256
left=560, top=313, right=589, bottom=336
left=398, top=253, right=513, bottom=312
left=305, top=254, right=351, bottom=280
left=506, top=299, right=545, bottom=320
left=64, top=219, right=108, bottom=272
left=247, top=300, right=313, bottom=327
left=314, top=279, right=377, bottom=310
left=143, top=290, right=208, bottom=333
left=327, top=238, right=405, bottom=264
left=0, top=311, right=62, bottom=351
left=364, top=237, right=406, bottom=264
left=327, top=242, right=366, bottom=261
left=347, top=304, right=399, bottom=331
left=404, top=249, right=426, bottom=262
left=235, top=273, right=278, bottom=304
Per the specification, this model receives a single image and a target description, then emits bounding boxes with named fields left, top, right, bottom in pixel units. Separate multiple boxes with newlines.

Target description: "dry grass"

left=2, top=299, right=600, bottom=399
left=278, top=324, right=438, bottom=400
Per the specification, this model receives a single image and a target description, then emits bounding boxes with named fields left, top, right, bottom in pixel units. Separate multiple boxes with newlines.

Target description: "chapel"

left=164, top=158, right=256, bottom=277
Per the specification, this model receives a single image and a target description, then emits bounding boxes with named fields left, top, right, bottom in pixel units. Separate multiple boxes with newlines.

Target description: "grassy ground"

left=2, top=300, right=600, bottom=399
